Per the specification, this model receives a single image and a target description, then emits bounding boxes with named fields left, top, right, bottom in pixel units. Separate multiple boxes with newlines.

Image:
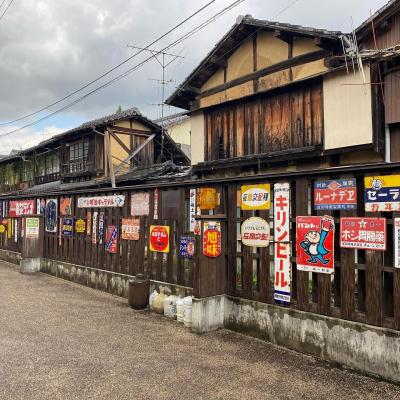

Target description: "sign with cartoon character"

left=296, top=216, right=335, bottom=274
left=364, top=175, right=400, bottom=212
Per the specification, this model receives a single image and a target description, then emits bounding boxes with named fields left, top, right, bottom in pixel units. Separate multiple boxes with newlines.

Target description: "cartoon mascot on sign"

left=300, top=217, right=333, bottom=264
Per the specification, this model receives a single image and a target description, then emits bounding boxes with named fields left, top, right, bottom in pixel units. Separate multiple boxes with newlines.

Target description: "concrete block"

left=20, top=258, right=41, bottom=274
left=192, top=295, right=226, bottom=334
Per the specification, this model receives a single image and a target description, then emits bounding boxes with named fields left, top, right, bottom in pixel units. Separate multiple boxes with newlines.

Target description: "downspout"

left=385, top=124, right=391, bottom=163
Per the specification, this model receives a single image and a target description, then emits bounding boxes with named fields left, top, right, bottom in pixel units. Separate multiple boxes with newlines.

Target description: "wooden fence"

left=0, top=169, right=399, bottom=331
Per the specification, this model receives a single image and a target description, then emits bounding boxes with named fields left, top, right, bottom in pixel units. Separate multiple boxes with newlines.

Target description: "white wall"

left=190, top=111, right=205, bottom=165
left=323, top=65, right=373, bottom=150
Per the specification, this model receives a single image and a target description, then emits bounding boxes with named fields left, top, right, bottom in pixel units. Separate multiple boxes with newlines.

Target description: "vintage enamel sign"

left=121, top=218, right=140, bottom=241
left=131, top=192, right=150, bottom=216
left=75, top=219, right=86, bottom=234
left=45, top=199, right=58, bottom=233
left=180, top=236, right=195, bottom=258
left=274, top=183, right=290, bottom=243
left=296, top=216, right=335, bottom=274
left=241, top=184, right=271, bottom=210
left=203, top=221, right=221, bottom=258
left=25, top=218, right=40, bottom=239
left=274, top=242, right=291, bottom=304
left=98, top=212, right=105, bottom=244
left=86, top=211, right=92, bottom=236
left=314, top=179, right=357, bottom=210
left=197, top=188, right=219, bottom=210
left=394, top=218, right=400, bottom=268
left=77, top=195, right=125, bottom=208
left=9, top=200, right=35, bottom=217
left=105, top=225, right=119, bottom=254
left=60, top=198, right=72, bottom=215
left=364, top=175, right=400, bottom=212
left=62, top=217, right=74, bottom=237
left=149, top=225, right=170, bottom=253
left=340, top=217, right=386, bottom=251
left=92, top=212, right=98, bottom=244
left=189, top=189, right=197, bottom=232
left=241, top=217, right=270, bottom=247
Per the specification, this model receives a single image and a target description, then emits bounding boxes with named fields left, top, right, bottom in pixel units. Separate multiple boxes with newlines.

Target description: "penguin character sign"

left=296, top=216, right=335, bottom=274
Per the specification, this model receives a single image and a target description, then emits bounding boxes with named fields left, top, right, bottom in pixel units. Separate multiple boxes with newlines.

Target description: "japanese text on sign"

left=25, top=218, right=40, bottom=239
left=274, top=243, right=291, bottom=304
left=180, top=236, right=195, bottom=258
left=189, top=189, right=197, bottom=232
left=241, top=217, right=270, bottom=247
left=241, top=184, right=271, bottom=210
left=197, top=188, right=219, bottom=210
left=77, top=195, right=125, bottom=208
left=296, top=216, right=335, bottom=274
left=75, top=219, right=86, bottom=234
left=131, top=192, right=150, bottom=216
left=9, top=200, right=35, bottom=217
left=340, top=217, right=386, bottom=251
left=62, top=217, right=74, bottom=237
left=203, top=221, right=221, bottom=258
left=121, top=218, right=140, bottom=241
left=394, top=218, right=400, bottom=268
left=274, top=183, right=290, bottom=243
left=105, top=225, right=119, bottom=254
left=314, top=179, right=357, bottom=210
left=364, top=175, right=400, bottom=212
left=149, top=225, right=170, bottom=253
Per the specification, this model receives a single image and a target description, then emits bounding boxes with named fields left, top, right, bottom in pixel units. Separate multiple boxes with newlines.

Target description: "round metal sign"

left=241, top=217, right=270, bottom=247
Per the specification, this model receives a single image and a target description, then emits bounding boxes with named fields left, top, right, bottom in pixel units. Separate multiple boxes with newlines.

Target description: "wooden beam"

left=209, top=56, right=227, bottom=68
left=105, top=131, right=116, bottom=188
left=108, top=126, right=152, bottom=136
left=109, top=131, right=130, bottom=154
left=114, top=134, right=156, bottom=175
left=198, top=49, right=328, bottom=99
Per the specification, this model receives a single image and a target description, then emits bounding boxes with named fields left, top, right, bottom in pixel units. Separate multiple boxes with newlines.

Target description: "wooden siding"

left=363, top=13, right=400, bottom=49
left=204, top=79, right=323, bottom=161
left=385, top=71, right=400, bottom=124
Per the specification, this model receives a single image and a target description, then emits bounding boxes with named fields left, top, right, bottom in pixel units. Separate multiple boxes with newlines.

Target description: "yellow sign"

left=241, top=184, right=271, bottom=210
left=149, top=225, right=170, bottom=253
left=197, top=188, right=219, bottom=210
left=75, top=219, right=86, bottom=234
left=7, top=219, right=12, bottom=239
left=365, top=175, right=400, bottom=212
left=0, top=225, right=5, bottom=234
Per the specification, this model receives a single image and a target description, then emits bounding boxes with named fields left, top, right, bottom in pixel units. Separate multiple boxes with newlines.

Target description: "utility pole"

left=127, top=45, right=184, bottom=160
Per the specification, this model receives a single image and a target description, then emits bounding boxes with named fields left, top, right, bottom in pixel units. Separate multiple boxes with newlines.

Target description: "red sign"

left=296, top=216, right=335, bottom=274
left=203, top=221, right=222, bottom=258
left=149, top=225, right=170, bottom=253
left=105, top=225, right=119, bottom=254
left=340, top=217, right=386, bottom=251
left=9, top=200, right=35, bottom=217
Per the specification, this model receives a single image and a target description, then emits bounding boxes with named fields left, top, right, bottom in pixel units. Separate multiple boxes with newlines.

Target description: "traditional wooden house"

left=1, top=3, right=400, bottom=383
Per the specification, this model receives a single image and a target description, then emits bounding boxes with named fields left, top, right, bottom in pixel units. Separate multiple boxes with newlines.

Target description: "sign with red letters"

left=274, top=243, right=291, bottom=304
left=340, top=217, right=386, bottom=251
left=149, top=225, right=170, bottom=253
left=241, top=217, right=270, bottom=247
left=296, top=216, right=335, bottom=274
left=274, top=183, right=290, bottom=243
left=9, top=200, right=35, bottom=217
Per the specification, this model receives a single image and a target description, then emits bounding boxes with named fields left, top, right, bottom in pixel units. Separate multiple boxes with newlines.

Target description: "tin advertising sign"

left=105, top=225, right=119, bottom=254
left=203, top=221, right=221, bottom=258
left=314, top=179, right=357, bottom=210
left=296, top=216, right=335, bottom=274
left=241, top=184, right=271, bottom=210
left=340, top=217, right=386, bottom=251
left=241, top=217, right=270, bottom=247
left=364, top=175, right=400, bottom=212
left=149, top=225, right=170, bottom=253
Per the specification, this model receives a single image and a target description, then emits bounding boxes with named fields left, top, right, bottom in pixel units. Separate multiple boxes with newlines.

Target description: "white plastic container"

left=164, top=294, right=178, bottom=319
left=183, top=296, right=193, bottom=328
left=149, top=290, right=158, bottom=310
left=176, top=296, right=184, bottom=323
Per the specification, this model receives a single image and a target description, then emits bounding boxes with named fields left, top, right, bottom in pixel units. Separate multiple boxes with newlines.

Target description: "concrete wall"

left=224, top=296, right=400, bottom=384
left=0, top=249, right=21, bottom=265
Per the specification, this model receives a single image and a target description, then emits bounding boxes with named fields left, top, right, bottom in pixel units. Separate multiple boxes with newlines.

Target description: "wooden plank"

left=295, top=177, right=309, bottom=311
left=258, top=209, right=270, bottom=303
left=365, top=214, right=383, bottom=326
left=226, top=185, right=237, bottom=297
left=242, top=209, right=253, bottom=299
left=393, top=211, right=400, bottom=329
left=236, top=104, right=245, bottom=157
left=311, top=83, right=323, bottom=145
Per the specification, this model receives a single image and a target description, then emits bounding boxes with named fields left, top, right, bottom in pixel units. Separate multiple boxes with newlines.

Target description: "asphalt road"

left=0, top=261, right=399, bottom=400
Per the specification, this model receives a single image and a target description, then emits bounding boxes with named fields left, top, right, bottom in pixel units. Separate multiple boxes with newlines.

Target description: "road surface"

left=0, top=261, right=398, bottom=400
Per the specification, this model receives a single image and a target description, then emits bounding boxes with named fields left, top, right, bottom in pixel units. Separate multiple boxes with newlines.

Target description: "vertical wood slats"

left=204, top=79, right=323, bottom=161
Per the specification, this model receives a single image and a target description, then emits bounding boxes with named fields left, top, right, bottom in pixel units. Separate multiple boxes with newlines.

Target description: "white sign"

left=274, top=183, right=290, bottom=243
left=92, top=211, right=98, bottom=244
left=77, top=195, right=125, bottom=208
left=189, top=188, right=196, bottom=232
left=241, top=217, right=270, bottom=247
left=395, top=218, right=400, bottom=269
left=26, top=218, right=40, bottom=239
left=274, top=242, right=291, bottom=304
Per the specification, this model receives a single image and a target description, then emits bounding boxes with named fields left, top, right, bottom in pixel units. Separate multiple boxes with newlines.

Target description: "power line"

left=0, top=0, right=14, bottom=22
left=0, top=0, right=245, bottom=137
left=0, top=0, right=218, bottom=126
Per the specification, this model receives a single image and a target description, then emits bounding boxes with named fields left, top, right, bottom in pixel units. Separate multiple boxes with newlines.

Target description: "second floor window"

left=69, top=139, right=89, bottom=162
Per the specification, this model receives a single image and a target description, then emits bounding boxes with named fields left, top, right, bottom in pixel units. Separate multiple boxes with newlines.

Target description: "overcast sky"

left=0, top=0, right=389, bottom=154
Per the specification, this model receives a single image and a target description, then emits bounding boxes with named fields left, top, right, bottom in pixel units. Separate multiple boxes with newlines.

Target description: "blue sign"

left=62, top=217, right=74, bottom=237
left=180, top=236, right=195, bottom=258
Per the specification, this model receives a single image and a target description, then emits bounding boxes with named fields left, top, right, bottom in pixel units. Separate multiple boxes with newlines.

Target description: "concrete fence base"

left=0, top=249, right=399, bottom=383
